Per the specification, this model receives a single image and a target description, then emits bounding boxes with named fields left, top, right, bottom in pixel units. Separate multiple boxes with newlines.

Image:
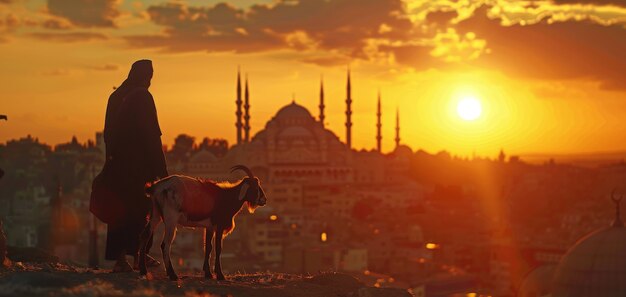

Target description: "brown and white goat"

left=139, top=165, right=267, bottom=280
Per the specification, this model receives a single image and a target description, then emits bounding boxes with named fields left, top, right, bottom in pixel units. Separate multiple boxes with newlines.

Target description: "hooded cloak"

left=99, top=60, right=167, bottom=260
left=104, top=59, right=153, bottom=159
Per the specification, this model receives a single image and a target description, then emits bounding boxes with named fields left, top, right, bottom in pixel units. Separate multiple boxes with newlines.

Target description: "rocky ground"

left=0, top=262, right=413, bottom=297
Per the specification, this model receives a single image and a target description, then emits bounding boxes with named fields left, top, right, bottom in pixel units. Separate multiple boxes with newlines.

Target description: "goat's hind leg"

left=203, top=227, right=214, bottom=279
left=162, top=219, right=179, bottom=281
left=214, top=227, right=225, bottom=281
left=139, top=207, right=161, bottom=277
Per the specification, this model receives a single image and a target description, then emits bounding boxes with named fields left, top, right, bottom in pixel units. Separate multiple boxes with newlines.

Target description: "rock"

left=356, top=287, right=414, bottom=297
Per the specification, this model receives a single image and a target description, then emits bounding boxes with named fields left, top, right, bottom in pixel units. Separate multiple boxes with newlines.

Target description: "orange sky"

left=0, top=0, right=625, bottom=157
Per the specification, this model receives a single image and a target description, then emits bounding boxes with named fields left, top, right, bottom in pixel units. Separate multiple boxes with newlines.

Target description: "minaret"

left=235, top=68, right=243, bottom=145
left=345, top=68, right=353, bottom=149
left=395, top=107, right=401, bottom=148
left=319, top=76, right=325, bottom=126
left=244, top=74, right=251, bottom=143
left=376, top=90, right=382, bottom=153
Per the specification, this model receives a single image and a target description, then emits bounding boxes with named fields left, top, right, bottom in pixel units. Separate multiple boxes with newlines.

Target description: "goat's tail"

left=144, top=180, right=168, bottom=221
left=145, top=181, right=157, bottom=198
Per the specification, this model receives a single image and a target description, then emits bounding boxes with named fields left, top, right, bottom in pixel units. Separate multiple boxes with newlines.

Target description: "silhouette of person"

left=103, top=60, right=168, bottom=272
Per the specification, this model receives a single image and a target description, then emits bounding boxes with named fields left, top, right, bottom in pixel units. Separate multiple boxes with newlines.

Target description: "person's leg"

left=105, top=224, right=124, bottom=260
left=107, top=224, right=133, bottom=272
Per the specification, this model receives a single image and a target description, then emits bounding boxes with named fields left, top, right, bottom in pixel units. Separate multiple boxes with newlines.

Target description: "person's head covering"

left=104, top=59, right=154, bottom=144
left=126, top=59, right=153, bottom=85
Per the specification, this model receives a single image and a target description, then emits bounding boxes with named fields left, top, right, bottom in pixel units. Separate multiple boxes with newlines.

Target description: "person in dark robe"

left=103, top=60, right=168, bottom=272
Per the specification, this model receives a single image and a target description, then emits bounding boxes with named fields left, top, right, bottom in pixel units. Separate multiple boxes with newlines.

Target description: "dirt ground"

left=0, top=262, right=413, bottom=297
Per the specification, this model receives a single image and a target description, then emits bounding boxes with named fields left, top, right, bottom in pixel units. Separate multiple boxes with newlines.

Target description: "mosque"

left=180, top=69, right=415, bottom=188
left=169, top=69, right=423, bottom=266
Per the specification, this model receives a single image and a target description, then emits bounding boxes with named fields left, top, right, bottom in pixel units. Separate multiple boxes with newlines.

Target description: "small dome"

left=552, top=215, right=626, bottom=296
left=393, top=145, right=413, bottom=157
left=190, top=149, right=217, bottom=163
left=275, top=101, right=313, bottom=120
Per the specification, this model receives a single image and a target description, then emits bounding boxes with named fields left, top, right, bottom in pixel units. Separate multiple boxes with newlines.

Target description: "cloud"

left=86, top=63, right=119, bottom=71
left=28, top=32, right=108, bottom=42
left=455, top=5, right=626, bottom=90
left=41, top=18, right=73, bottom=30
left=551, top=0, right=626, bottom=7
left=299, top=53, right=353, bottom=66
left=425, top=10, right=459, bottom=26
left=118, top=0, right=626, bottom=90
left=125, top=0, right=413, bottom=60
left=41, top=68, right=72, bottom=76
left=0, top=13, right=20, bottom=42
left=47, top=0, right=120, bottom=28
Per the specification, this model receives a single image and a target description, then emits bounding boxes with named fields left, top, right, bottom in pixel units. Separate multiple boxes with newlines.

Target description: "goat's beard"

left=247, top=201, right=259, bottom=214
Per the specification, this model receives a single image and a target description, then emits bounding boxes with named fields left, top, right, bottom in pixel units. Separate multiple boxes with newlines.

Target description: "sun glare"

left=457, top=96, right=482, bottom=121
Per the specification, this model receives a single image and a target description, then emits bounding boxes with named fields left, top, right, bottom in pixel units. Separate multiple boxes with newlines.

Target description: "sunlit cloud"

left=429, top=29, right=488, bottom=62
left=28, top=31, right=108, bottom=42
left=46, top=0, right=121, bottom=28
left=125, top=0, right=413, bottom=59
left=0, top=0, right=624, bottom=91
left=86, top=63, right=119, bottom=71
left=552, top=0, right=626, bottom=6
left=456, top=5, right=626, bottom=90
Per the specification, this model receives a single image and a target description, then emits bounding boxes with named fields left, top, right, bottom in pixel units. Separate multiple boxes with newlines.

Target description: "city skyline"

left=1, top=0, right=625, bottom=156
left=2, top=1, right=626, bottom=296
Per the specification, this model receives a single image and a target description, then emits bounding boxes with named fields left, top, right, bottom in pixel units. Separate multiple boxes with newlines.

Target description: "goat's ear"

left=238, top=182, right=250, bottom=201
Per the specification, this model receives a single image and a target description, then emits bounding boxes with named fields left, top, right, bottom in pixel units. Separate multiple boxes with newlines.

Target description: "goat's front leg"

left=138, top=224, right=152, bottom=277
left=162, top=223, right=178, bottom=281
left=214, top=227, right=225, bottom=280
left=203, top=227, right=214, bottom=279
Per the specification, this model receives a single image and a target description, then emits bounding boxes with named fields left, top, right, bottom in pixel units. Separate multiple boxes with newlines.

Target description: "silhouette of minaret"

left=319, top=76, right=325, bottom=126
left=244, top=74, right=251, bottom=143
left=498, top=148, right=506, bottom=162
left=235, top=68, right=243, bottom=145
left=376, top=90, right=382, bottom=153
left=395, top=107, right=401, bottom=148
left=345, top=68, right=353, bottom=149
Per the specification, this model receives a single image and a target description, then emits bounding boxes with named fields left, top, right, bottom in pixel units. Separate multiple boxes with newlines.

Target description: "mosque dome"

left=190, top=149, right=218, bottom=163
left=518, top=265, right=556, bottom=297
left=552, top=197, right=626, bottom=297
left=393, top=144, right=413, bottom=157
left=275, top=101, right=313, bottom=120
left=279, top=126, right=314, bottom=139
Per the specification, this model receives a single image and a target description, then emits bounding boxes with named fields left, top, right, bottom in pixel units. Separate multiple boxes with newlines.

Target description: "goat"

left=139, top=165, right=267, bottom=281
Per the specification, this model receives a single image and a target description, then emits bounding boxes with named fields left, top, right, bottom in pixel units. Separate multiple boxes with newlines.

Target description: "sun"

left=457, top=96, right=482, bottom=121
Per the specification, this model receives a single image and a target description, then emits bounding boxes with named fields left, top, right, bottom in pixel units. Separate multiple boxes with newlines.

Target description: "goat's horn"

left=231, top=165, right=254, bottom=178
